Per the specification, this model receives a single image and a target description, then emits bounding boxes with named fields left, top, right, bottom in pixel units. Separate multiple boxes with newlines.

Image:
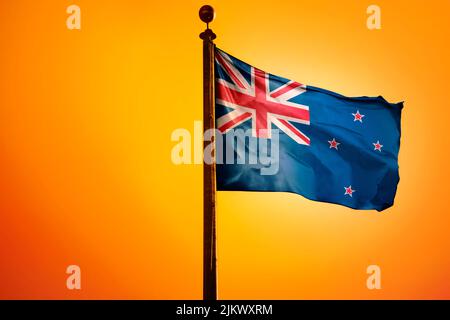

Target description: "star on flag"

left=373, top=141, right=383, bottom=152
left=352, top=110, right=365, bottom=122
left=344, top=186, right=356, bottom=197
left=328, top=138, right=340, bottom=150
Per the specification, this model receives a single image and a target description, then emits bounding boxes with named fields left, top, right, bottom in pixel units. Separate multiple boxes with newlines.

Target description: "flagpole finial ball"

left=199, top=5, right=215, bottom=24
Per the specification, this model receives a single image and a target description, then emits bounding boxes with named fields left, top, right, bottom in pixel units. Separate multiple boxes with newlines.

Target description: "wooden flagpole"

left=199, top=5, right=217, bottom=300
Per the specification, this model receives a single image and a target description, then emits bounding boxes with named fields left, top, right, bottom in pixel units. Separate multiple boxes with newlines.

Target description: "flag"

left=214, top=48, right=402, bottom=211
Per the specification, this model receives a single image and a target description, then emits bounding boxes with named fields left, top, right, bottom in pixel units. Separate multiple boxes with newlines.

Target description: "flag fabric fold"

left=215, top=48, right=402, bottom=211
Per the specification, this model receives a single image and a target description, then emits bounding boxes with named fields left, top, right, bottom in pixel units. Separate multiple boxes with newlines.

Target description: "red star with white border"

left=373, top=140, right=383, bottom=152
left=344, top=186, right=356, bottom=197
left=352, top=110, right=365, bottom=122
left=328, top=138, right=340, bottom=150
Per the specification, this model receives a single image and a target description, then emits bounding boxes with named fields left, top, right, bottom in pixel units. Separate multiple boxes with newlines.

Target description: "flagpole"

left=199, top=5, right=217, bottom=301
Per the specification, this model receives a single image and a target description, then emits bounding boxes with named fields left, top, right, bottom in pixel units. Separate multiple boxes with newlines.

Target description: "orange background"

left=0, top=0, right=449, bottom=299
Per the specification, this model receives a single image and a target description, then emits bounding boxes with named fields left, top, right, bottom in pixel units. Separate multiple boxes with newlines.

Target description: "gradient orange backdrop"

left=0, top=0, right=449, bottom=299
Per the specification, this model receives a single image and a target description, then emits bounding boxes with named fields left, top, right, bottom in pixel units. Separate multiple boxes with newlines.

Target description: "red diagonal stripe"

left=278, top=119, right=310, bottom=145
left=218, top=112, right=252, bottom=132
left=270, top=82, right=302, bottom=98
left=215, top=53, right=246, bottom=89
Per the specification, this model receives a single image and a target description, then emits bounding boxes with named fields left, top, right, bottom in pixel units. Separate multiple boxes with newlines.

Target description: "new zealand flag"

left=215, top=48, right=402, bottom=211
